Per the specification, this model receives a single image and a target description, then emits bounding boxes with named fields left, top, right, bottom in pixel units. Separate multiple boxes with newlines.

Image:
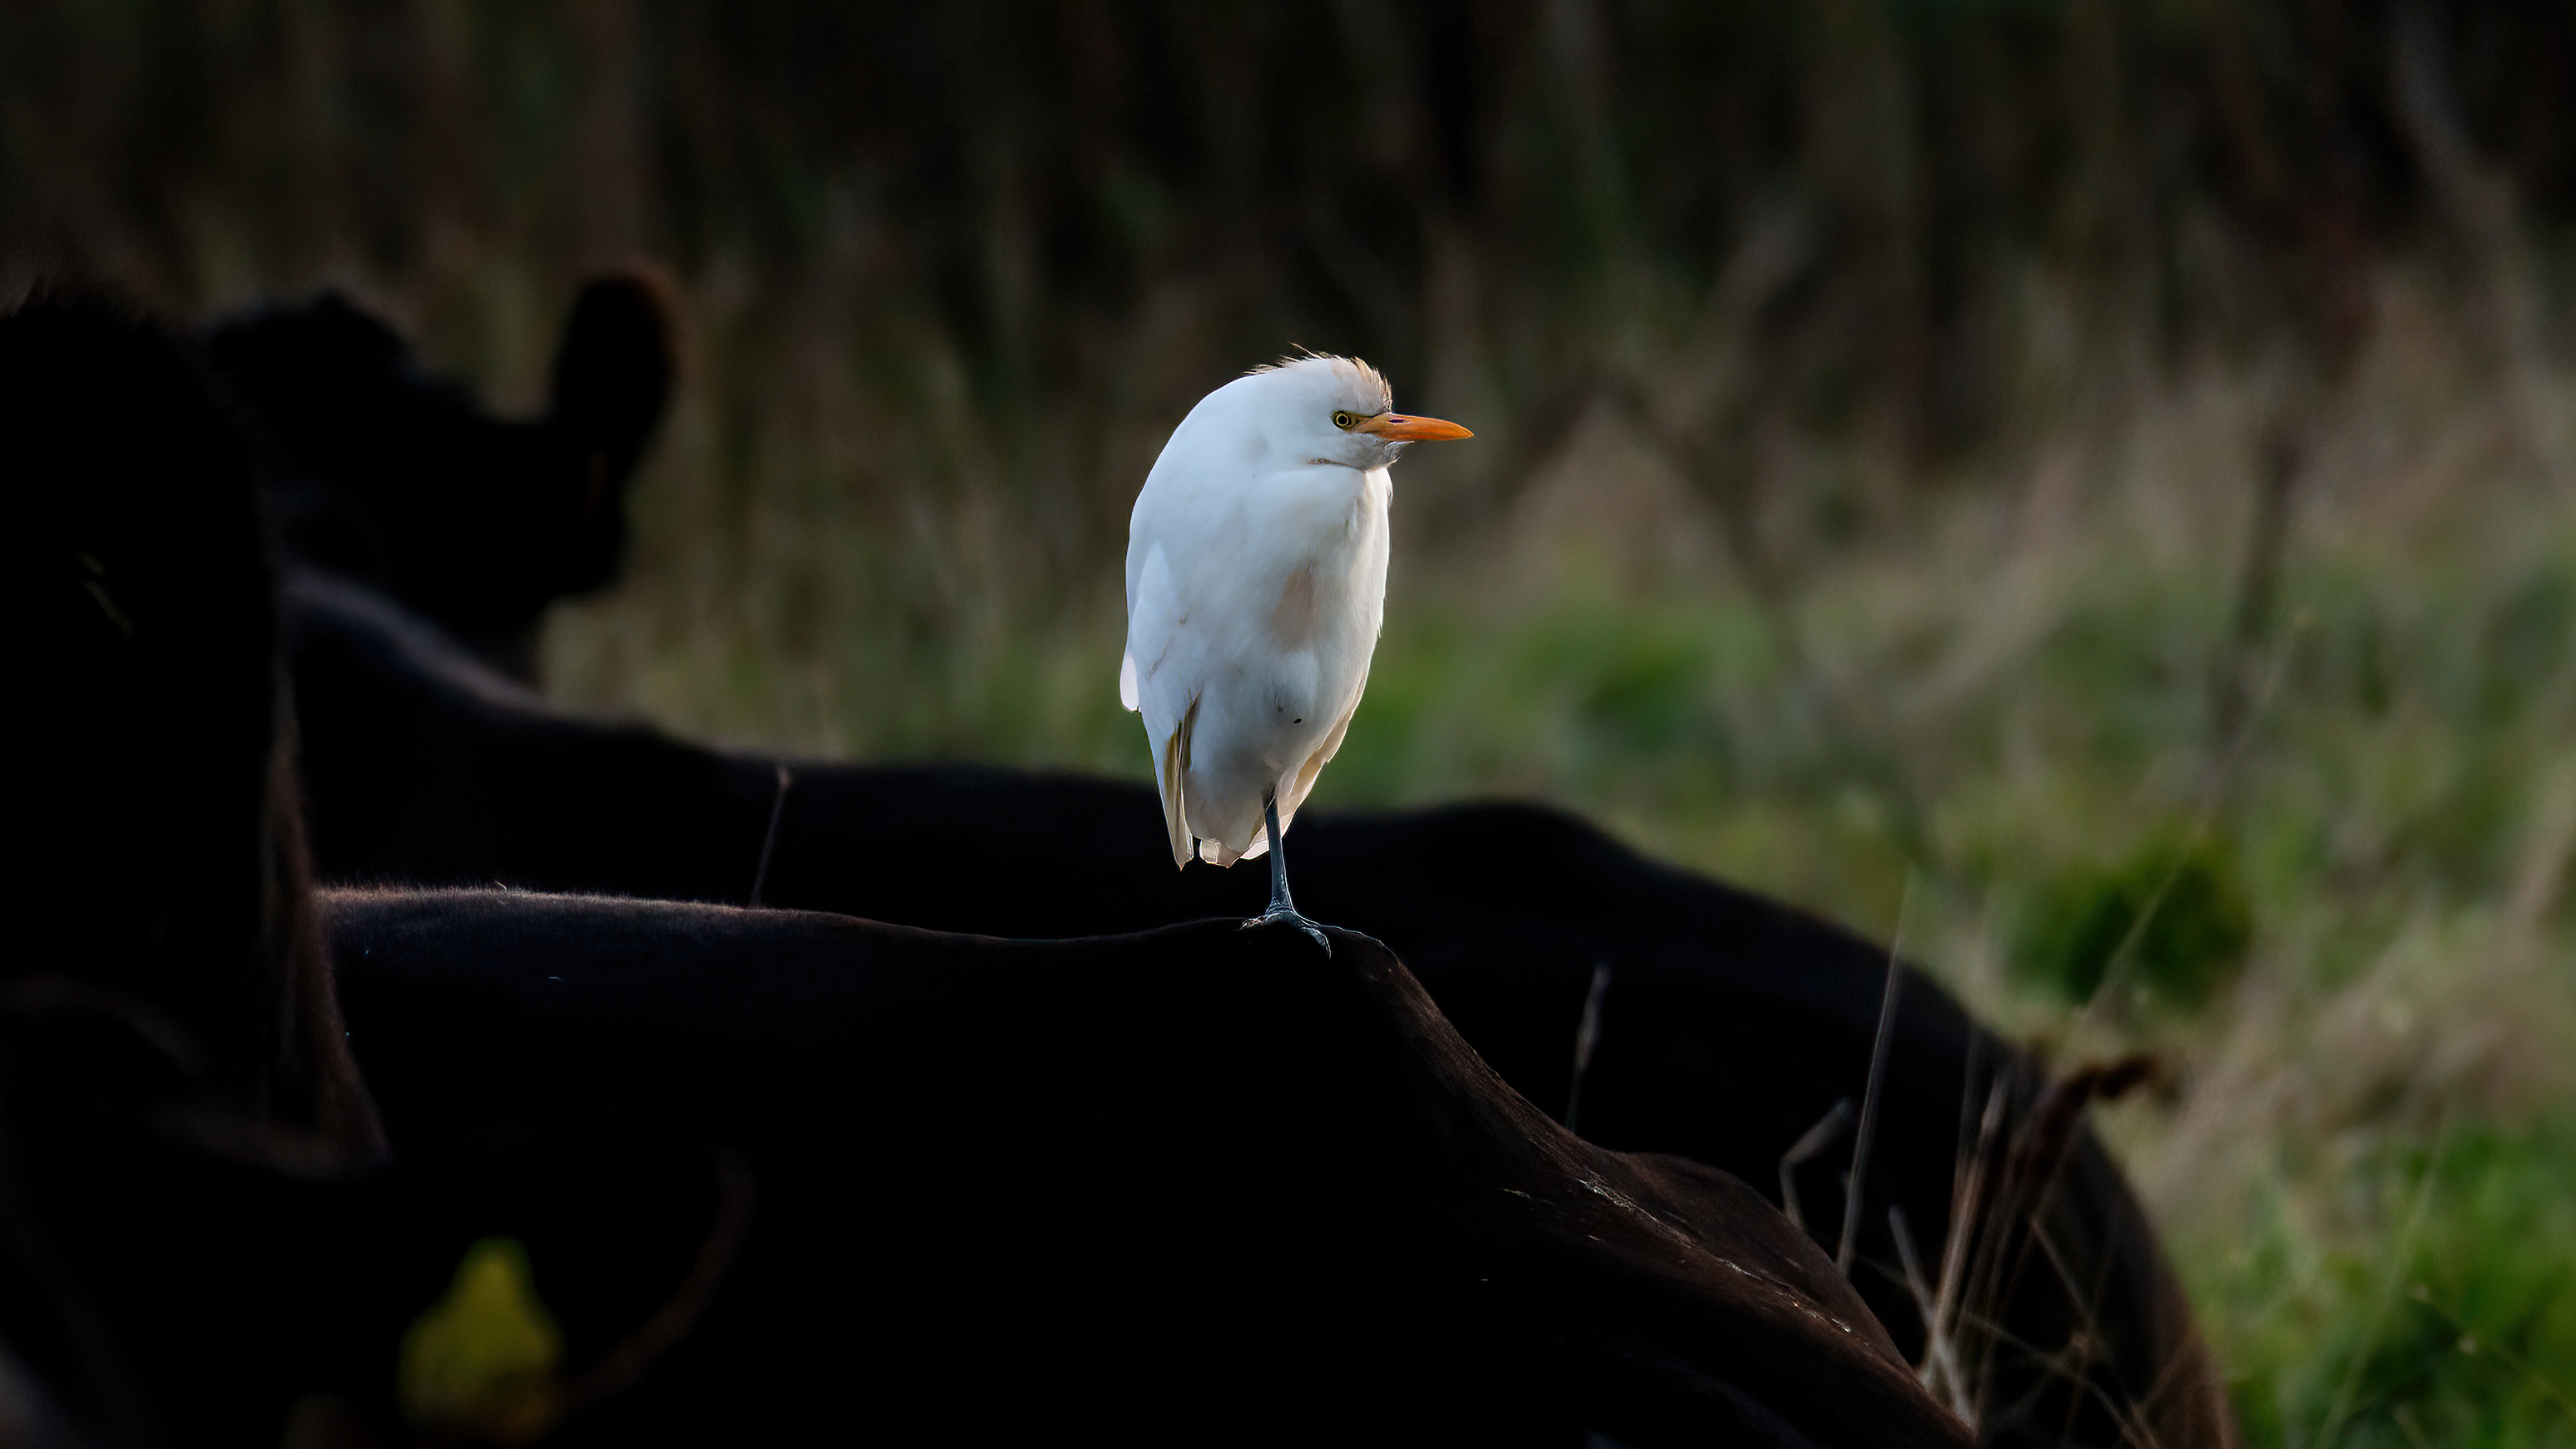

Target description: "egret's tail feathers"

left=1157, top=696, right=1199, bottom=869
left=1118, top=650, right=1139, bottom=712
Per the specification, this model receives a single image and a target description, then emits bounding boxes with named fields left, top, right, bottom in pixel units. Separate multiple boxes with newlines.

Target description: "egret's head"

left=1244, top=353, right=1472, bottom=471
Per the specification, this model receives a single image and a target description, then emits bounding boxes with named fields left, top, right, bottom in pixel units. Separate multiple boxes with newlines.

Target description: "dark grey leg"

left=1264, top=794, right=1295, bottom=915
left=1244, top=790, right=1330, bottom=954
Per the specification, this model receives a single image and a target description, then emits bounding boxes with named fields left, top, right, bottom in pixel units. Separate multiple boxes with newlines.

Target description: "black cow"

left=7, top=289, right=1972, bottom=1447
left=204, top=273, right=675, bottom=682
left=329, top=888, right=1975, bottom=1447
left=7, top=288, right=407, bottom=1440
left=265, top=290, right=2235, bottom=1448
left=5, top=290, right=745, bottom=1447
left=10, top=288, right=380, bottom=1164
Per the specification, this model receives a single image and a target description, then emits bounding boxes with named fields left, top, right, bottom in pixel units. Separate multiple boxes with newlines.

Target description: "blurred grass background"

left=7, top=2, right=2572, bottom=1441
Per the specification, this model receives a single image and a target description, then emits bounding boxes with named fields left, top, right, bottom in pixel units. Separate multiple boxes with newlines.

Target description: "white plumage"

left=1120, top=355, right=1471, bottom=896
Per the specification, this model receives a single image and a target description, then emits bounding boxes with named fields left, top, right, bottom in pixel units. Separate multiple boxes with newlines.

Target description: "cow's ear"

left=547, top=268, right=678, bottom=484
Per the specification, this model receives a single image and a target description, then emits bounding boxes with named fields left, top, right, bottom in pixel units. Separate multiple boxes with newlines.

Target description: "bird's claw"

left=1243, top=906, right=1332, bottom=956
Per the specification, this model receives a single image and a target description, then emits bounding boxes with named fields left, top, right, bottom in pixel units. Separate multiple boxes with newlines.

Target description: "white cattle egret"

left=1119, top=355, right=1472, bottom=950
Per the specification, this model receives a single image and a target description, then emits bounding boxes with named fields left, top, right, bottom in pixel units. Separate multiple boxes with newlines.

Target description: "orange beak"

left=1353, top=411, right=1474, bottom=442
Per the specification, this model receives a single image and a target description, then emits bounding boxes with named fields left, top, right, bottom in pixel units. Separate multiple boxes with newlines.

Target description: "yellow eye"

left=1332, top=411, right=1357, bottom=429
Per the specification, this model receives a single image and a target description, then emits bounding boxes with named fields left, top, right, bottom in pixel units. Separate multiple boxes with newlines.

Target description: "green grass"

left=2204, top=1114, right=2576, bottom=1448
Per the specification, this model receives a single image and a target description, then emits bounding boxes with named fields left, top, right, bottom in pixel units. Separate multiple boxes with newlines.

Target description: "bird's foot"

left=1243, top=904, right=1332, bottom=955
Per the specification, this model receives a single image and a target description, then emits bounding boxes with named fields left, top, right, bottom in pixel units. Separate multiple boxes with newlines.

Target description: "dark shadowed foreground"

left=2, top=292, right=725, bottom=1447
left=331, top=891, right=1968, bottom=1447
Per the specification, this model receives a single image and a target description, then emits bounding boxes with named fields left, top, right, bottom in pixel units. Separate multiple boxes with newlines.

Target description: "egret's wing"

left=1274, top=661, right=1370, bottom=836
left=1124, top=541, right=1184, bottom=704
left=1121, top=540, right=1170, bottom=716
left=1124, top=541, right=1202, bottom=868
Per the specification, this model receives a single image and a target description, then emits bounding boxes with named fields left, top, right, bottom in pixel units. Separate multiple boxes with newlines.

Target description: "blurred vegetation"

left=2208, top=1113, right=2576, bottom=1448
left=7, top=2, right=2574, bottom=1442
left=2013, top=832, right=2253, bottom=1009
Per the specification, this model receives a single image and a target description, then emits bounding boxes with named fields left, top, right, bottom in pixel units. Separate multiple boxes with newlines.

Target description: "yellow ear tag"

left=398, top=1237, right=564, bottom=1443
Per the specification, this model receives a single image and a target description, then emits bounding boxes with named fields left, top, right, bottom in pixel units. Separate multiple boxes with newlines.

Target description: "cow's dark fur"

left=202, top=273, right=675, bottom=680
left=330, top=889, right=1972, bottom=1447
left=285, top=567, right=2235, bottom=1449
